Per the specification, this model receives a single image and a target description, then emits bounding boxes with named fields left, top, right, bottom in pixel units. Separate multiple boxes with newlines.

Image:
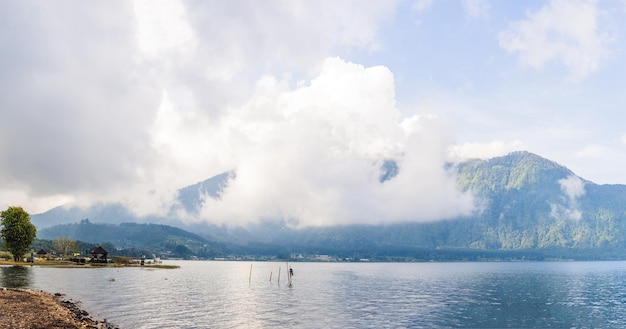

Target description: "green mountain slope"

left=241, top=151, right=626, bottom=258
left=37, top=219, right=224, bottom=258
left=452, top=151, right=626, bottom=250
left=456, top=151, right=573, bottom=194
left=31, top=151, right=626, bottom=260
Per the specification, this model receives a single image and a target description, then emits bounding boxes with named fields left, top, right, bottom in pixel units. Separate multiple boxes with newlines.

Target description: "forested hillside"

left=38, top=219, right=224, bottom=258
left=212, top=152, right=626, bottom=259
left=452, top=151, right=626, bottom=249
left=32, top=152, right=626, bottom=260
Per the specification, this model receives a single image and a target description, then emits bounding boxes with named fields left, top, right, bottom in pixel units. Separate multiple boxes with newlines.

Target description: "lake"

left=2, top=260, right=626, bottom=328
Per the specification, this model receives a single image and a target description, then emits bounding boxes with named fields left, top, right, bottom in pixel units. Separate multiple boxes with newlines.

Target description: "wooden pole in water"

left=278, top=266, right=281, bottom=285
left=269, top=271, right=272, bottom=282
left=286, top=261, right=292, bottom=287
left=249, top=264, right=252, bottom=284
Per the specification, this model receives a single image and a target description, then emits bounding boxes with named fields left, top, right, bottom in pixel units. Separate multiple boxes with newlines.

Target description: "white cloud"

left=133, top=0, right=197, bottom=59
left=0, top=2, right=161, bottom=213
left=448, top=140, right=526, bottom=161
left=550, top=203, right=582, bottom=221
left=188, top=58, right=476, bottom=227
left=0, top=190, right=74, bottom=216
left=0, top=1, right=396, bottom=215
left=462, top=0, right=490, bottom=18
left=559, top=175, right=586, bottom=201
left=553, top=175, right=585, bottom=220
left=498, top=0, right=611, bottom=81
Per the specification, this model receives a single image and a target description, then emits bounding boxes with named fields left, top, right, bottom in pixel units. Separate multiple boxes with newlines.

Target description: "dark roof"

left=90, top=246, right=108, bottom=255
left=36, top=248, right=47, bottom=255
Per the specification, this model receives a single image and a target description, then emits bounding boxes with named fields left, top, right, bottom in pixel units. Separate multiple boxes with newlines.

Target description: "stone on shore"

left=0, top=288, right=119, bottom=328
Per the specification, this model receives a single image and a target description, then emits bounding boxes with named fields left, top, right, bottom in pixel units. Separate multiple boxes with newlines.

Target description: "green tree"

left=0, top=206, right=37, bottom=262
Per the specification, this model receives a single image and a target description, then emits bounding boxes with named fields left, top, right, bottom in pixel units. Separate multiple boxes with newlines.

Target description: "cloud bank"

left=186, top=58, right=476, bottom=226
left=0, top=1, right=480, bottom=227
left=11, top=1, right=620, bottom=227
left=0, top=1, right=160, bottom=211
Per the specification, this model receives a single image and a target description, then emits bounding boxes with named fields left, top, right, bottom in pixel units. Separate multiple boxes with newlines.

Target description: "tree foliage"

left=52, top=237, right=79, bottom=259
left=1, top=206, right=37, bottom=261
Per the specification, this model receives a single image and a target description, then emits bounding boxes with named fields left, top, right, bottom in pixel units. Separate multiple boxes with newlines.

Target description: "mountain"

left=31, top=151, right=626, bottom=260
left=37, top=219, right=225, bottom=258
left=31, top=172, right=235, bottom=228
left=176, top=171, right=233, bottom=215
left=214, top=151, right=626, bottom=258
left=32, top=203, right=142, bottom=228
left=452, top=151, right=626, bottom=250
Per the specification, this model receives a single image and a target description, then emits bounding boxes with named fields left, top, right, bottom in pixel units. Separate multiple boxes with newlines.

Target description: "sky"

left=2, top=0, right=626, bottom=227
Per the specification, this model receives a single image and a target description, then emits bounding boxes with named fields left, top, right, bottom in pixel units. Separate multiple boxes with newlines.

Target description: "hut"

left=36, top=248, right=47, bottom=261
left=89, top=246, right=109, bottom=263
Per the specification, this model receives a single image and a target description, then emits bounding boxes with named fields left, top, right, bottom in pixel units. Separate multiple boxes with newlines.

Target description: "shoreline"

left=0, top=260, right=179, bottom=269
left=0, top=287, right=119, bottom=329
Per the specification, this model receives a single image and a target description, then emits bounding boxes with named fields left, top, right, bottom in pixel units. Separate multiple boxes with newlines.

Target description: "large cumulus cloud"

left=180, top=58, right=476, bottom=226
left=0, top=1, right=160, bottom=211
left=0, top=1, right=476, bottom=226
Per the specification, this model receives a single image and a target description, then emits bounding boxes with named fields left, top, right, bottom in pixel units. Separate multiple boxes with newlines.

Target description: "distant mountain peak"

left=456, top=151, right=576, bottom=194
left=176, top=171, right=234, bottom=214
left=379, top=159, right=399, bottom=183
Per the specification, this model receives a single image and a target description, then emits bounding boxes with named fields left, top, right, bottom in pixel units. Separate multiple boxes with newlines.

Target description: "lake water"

left=2, top=261, right=626, bottom=328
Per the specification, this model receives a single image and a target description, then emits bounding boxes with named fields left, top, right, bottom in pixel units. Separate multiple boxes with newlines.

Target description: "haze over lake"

left=3, top=261, right=626, bottom=328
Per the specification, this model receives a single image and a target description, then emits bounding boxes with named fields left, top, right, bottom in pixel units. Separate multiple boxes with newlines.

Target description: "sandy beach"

left=0, top=288, right=118, bottom=329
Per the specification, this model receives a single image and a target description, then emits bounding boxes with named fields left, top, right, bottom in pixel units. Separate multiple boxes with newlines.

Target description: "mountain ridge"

left=32, top=151, right=626, bottom=259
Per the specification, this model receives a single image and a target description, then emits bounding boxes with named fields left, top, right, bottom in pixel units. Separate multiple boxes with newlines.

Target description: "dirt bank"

left=0, top=288, right=119, bottom=329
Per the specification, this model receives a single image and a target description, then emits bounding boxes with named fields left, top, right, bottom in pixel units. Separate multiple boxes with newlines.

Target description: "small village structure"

left=31, top=248, right=48, bottom=262
left=89, top=245, right=109, bottom=263
left=36, top=248, right=47, bottom=258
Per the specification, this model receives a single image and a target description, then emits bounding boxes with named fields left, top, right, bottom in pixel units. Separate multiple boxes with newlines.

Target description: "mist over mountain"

left=38, top=219, right=214, bottom=252
left=176, top=171, right=233, bottom=215
left=452, top=151, right=624, bottom=249
left=34, top=151, right=626, bottom=259
left=31, top=172, right=235, bottom=228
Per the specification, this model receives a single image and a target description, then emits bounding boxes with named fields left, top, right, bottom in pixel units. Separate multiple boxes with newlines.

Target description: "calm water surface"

left=2, top=261, right=626, bottom=328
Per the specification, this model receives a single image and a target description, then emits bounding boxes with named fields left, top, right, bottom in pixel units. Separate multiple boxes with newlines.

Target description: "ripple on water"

left=15, top=261, right=626, bottom=328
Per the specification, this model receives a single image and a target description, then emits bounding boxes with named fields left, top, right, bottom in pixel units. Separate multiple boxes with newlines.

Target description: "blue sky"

left=355, top=0, right=626, bottom=184
left=1, top=0, right=625, bottom=226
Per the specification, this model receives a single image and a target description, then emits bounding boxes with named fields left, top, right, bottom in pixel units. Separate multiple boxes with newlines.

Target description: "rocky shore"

left=0, top=287, right=119, bottom=329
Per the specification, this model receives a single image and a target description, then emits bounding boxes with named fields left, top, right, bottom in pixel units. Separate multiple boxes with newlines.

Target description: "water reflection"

left=20, top=261, right=626, bottom=328
left=0, top=265, right=32, bottom=288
